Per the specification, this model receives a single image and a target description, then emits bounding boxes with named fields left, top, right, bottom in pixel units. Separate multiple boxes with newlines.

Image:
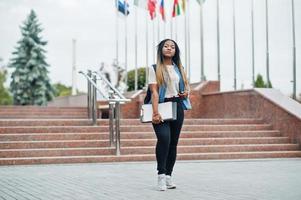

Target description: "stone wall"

left=202, top=90, right=301, bottom=144
left=119, top=81, right=220, bottom=119
left=96, top=82, right=301, bottom=146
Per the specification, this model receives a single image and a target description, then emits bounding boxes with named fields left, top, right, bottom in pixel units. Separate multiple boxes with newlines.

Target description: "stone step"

left=0, top=116, right=87, bottom=119
left=0, top=147, right=115, bottom=157
left=121, top=144, right=300, bottom=154
left=0, top=111, right=87, bottom=114
left=0, top=140, right=110, bottom=149
left=0, top=137, right=290, bottom=149
left=0, top=112, right=87, bottom=115
left=119, top=124, right=273, bottom=132
left=100, top=118, right=265, bottom=126
left=121, top=137, right=290, bottom=147
left=0, top=131, right=281, bottom=141
left=1, top=151, right=301, bottom=165
left=122, top=130, right=280, bottom=139
left=0, top=119, right=96, bottom=127
left=0, top=132, right=108, bottom=141
left=0, top=126, right=104, bottom=134
left=0, top=114, right=88, bottom=118
left=0, top=106, right=87, bottom=119
left=0, top=106, right=87, bottom=111
left=0, top=118, right=265, bottom=127
left=0, top=110, right=87, bottom=114
left=0, top=124, right=273, bottom=134
left=0, top=144, right=298, bottom=158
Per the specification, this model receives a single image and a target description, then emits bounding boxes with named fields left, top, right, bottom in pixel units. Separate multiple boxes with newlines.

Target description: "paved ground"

left=0, top=158, right=301, bottom=200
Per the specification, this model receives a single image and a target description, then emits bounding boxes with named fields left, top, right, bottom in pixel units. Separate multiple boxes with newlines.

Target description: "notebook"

left=140, top=102, right=177, bottom=123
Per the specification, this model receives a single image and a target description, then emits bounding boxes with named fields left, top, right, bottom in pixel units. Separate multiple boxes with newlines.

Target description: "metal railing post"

left=79, top=70, right=131, bottom=155
left=87, top=70, right=92, bottom=118
left=108, top=91, right=115, bottom=147
left=92, top=74, right=97, bottom=125
left=115, top=101, right=121, bottom=156
left=109, top=102, right=115, bottom=147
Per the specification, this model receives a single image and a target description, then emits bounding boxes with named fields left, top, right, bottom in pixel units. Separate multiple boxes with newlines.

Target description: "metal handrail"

left=93, top=71, right=126, bottom=99
left=92, top=70, right=130, bottom=156
left=79, top=71, right=109, bottom=99
left=79, top=70, right=130, bottom=156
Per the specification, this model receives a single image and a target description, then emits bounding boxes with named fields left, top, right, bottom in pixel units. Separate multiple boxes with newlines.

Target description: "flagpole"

left=184, top=10, right=188, bottom=74
left=159, top=0, right=165, bottom=40
left=135, top=6, right=138, bottom=91
left=175, top=16, right=178, bottom=42
left=153, top=20, right=156, bottom=63
left=200, top=0, right=205, bottom=81
left=217, top=0, right=221, bottom=82
left=232, top=0, right=237, bottom=90
left=184, top=5, right=188, bottom=74
left=145, top=11, right=149, bottom=88
left=164, top=18, right=166, bottom=39
left=72, top=39, right=77, bottom=95
left=125, top=1, right=128, bottom=86
left=157, top=14, right=160, bottom=43
left=116, top=0, right=119, bottom=73
left=170, top=0, right=173, bottom=39
left=251, top=0, right=255, bottom=87
left=170, top=18, right=173, bottom=39
left=265, top=0, right=270, bottom=87
left=291, top=0, right=296, bottom=99
left=187, top=0, right=191, bottom=82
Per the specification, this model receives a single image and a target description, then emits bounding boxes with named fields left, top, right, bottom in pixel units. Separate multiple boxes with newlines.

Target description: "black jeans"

left=152, top=97, right=184, bottom=175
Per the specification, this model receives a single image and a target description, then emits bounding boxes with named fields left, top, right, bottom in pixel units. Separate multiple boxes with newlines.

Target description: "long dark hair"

left=157, top=39, right=182, bottom=67
left=155, top=39, right=189, bottom=89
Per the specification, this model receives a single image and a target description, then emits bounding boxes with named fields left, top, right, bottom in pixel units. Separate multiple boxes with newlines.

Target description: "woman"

left=148, top=39, right=191, bottom=191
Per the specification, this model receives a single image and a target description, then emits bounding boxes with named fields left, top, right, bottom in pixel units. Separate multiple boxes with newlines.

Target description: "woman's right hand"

left=152, top=113, right=163, bottom=124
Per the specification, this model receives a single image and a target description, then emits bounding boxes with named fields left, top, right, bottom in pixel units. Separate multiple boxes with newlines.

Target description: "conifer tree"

left=0, top=64, right=12, bottom=105
left=9, top=10, right=55, bottom=105
left=254, top=74, right=266, bottom=88
left=254, top=74, right=273, bottom=88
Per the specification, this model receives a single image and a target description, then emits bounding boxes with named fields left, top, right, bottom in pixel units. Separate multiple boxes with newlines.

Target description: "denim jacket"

left=148, top=64, right=192, bottom=110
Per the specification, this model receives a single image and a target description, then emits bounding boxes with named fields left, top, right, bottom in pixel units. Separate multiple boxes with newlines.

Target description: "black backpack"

left=144, top=64, right=156, bottom=104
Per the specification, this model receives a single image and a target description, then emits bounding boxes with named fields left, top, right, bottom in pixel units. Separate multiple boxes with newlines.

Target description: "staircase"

left=0, top=106, right=300, bottom=165
left=0, top=106, right=87, bottom=119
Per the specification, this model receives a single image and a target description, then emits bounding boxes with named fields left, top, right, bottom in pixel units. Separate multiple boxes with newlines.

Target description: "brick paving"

left=0, top=158, right=301, bottom=200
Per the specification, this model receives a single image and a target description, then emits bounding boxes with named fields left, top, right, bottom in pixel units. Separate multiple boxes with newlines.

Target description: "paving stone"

left=0, top=158, right=300, bottom=200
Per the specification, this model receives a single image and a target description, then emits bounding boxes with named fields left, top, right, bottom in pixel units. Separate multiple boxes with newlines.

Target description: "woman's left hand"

left=178, top=91, right=189, bottom=98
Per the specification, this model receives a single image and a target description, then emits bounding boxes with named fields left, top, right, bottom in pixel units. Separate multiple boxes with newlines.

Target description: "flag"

left=148, top=0, right=157, bottom=20
left=159, top=0, right=165, bottom=21
left=182, top=0, right=186, bottom=13
left=196, top=0, right=206, bottom=5
left=172, top=0, right=181, bottom=17
left=134, top=0, right=148, bottom=9
left=117, top=0, right=130, bottom=15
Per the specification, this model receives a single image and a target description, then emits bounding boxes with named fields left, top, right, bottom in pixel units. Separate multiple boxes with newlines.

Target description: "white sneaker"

left=166, top=175, right=176, bottom=189
left=157, top=174, right=167, bottom=191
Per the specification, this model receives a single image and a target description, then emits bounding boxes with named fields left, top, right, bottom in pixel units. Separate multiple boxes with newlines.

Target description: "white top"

left=148, top=65, right=180, bottom=98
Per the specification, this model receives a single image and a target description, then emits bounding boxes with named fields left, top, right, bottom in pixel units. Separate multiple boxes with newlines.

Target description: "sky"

left=0, top=0, right=300, bottom=96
